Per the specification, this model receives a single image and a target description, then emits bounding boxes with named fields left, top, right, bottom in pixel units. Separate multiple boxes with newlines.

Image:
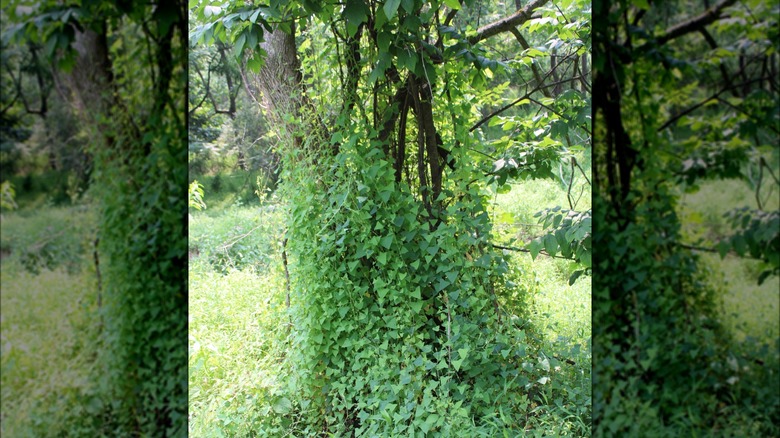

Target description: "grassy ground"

left=190, top=170, right=272, bottom=211
left=0, top=205, right=102, bottom=436
left=678, top=178, right=780, bottom=343
left=675, top=178, right=780, bottom=434
left=189, top=170, right=594, bottom=436
left=188, top=201, right=288, bottom=436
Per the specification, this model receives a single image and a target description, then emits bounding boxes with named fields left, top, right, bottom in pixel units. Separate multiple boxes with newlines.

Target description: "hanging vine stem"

left=755, top=154, right=764, bottom=210
left=443, top=290, right=452, bottom=367
left=282, top=234, right=292, bottom=332
left=567, top=156, right=591, bottom=210
left=93, top=235, right=103, bottom=330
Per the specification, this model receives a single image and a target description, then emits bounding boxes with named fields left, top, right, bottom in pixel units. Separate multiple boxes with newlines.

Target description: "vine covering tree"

left=192, top=0, right=590, bottom=434
left=593, top=0, right=778, bottom=435
left=4, top=1, right=189, bottom=435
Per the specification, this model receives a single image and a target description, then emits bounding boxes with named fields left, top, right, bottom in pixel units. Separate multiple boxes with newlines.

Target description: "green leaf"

left=377, top=30, right=393, bottom=52
left=272, top=397, right=292, bottom=414
left=443, top=0, right=461, bottom=10
left=383, top=0, right=401, bottom=21
left=731, top=235, right=747, bottom=256
left=452, top=358, right=464, bottom=371
left=246, top=53, right=265, bottom=72
left=369, top=52, right=391, bottom=84
left=757, top=270, right=773, bottom=285
left=568, top=269, right=584, bottom=286
left=579, top=251, right=591, bottom=268
left=528, top=239, right=542, bottom=260
left=234, top=32, right=246, bottom=56
left=397, top=48, right=418, bottom=72
left=344, top=0, right=369, bottom=36
left=380, top=235, right=393, bottom=249
left=543, top=233, right=558, bottom=256
left=249, top=8, right=263, bottom=23
left=204, top=5, right=222, bottom=17
left=716, top=240, right=730, bottom=258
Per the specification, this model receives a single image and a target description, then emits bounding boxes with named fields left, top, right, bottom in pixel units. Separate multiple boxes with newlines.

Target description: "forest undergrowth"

left=187, top=175, right=593, bottom=437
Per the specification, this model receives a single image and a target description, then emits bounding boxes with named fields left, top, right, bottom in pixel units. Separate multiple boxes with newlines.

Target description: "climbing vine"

left=593, top=0, right=779, bottom=434
left=5, top=1, right=189, bottom=434
left=192, top=0, right=591, bottom=434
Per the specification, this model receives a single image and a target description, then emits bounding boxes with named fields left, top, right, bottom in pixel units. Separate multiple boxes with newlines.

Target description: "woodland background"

left=0, top=0, right=778, bottom=436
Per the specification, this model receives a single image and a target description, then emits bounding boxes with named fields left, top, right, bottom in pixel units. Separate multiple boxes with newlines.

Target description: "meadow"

left=0, top=205, right=104, bottom=436
left=677, top=178, right=780, bottom=342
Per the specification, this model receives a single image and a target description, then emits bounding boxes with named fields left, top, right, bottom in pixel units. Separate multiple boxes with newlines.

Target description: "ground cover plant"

left=592, top=0, right=779, bottom=435
left=189, top=180, right=592, bottom=436
left=190, top=0, right=592, bottom=434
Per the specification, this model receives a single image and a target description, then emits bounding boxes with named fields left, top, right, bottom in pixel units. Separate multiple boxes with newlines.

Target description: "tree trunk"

left=54, top=11, right=188, bottom=435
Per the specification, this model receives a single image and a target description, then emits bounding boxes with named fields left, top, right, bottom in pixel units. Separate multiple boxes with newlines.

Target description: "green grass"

left=490, top=174, right=592, bottom=435
left=701, top=254, right=780, bottom=342
left=189, top=172, right=593, bottom=436
left=490, top=175, right=592, bottom=346
left=0, top=206, right=102, bottom=436
left=189, top=267, right=289, bottom=436
left=678, top=179, right=780, bottom=343
left=190, top=170, right=272, bottom=211
left=673, top=178, right=780, bottom=436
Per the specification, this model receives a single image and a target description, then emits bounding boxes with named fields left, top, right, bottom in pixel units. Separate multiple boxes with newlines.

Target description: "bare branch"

left=492, top=243, right=573, bottom=260
left=509, top=28, right=551, bottom=98
left=677, top=242, right=765, bottom=260
left=657, top=77, right=768, bottom=132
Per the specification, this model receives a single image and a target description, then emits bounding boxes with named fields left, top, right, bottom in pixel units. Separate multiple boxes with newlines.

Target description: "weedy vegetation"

left=188, top=172, right=593, bottom=436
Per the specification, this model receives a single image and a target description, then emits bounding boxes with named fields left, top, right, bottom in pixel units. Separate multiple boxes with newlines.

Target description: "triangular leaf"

left=383, top=0, right=401, bottom=21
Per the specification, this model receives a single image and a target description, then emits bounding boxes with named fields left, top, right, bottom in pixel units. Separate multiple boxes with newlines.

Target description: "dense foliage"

left=3, top=0, right=189, bottom=435
left=592, top=0, right=779, bottom=435
left=192, top=0, right=591, bottom=434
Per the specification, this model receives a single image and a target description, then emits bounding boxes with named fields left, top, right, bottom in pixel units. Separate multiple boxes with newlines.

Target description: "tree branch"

left=652, top=0, right=739, bottom=47
left=677, top=242, right=766, bottom=261
left=470, top=76, right=582, bottom=132
left=698, top=28, right=737, bottom=96
left=657, top=77, right=767, bottom=132
left=492, top=243, right=573, bottom=260
left=509, top=27, right=551, bottom=98
left=468, top=0, right=550, bottom=45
